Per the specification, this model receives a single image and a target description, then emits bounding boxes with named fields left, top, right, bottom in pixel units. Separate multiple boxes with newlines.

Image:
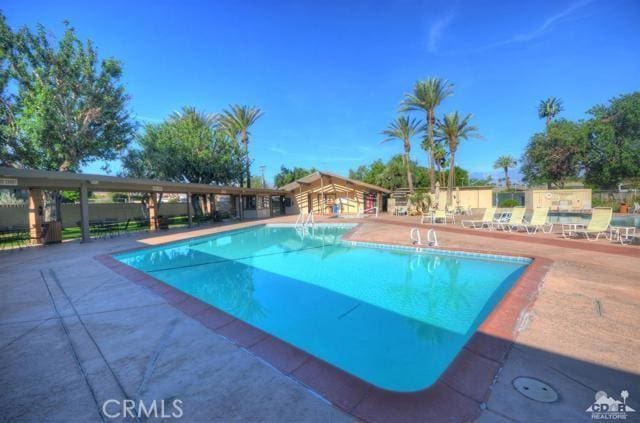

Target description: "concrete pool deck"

left=1, top=215, right=639, bottom=421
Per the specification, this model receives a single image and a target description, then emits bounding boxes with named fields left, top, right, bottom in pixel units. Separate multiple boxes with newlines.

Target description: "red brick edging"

left=94, top=231, right=552, bottom=422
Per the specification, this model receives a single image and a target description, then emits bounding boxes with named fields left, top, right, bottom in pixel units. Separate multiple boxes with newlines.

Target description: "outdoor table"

left=561, top=223, right=586, bottom=238
left=609, top=226, right=636, bottom=245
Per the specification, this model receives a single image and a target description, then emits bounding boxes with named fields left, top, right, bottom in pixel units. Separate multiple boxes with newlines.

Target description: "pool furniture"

left=394, top=205, right=408, bottom=216
left=420, top=210, right=434, bottom=224
left=461, top=207, right=496, bottom=229
left=445, top=206, right=457, bottom=223
left=513, top=207, right=553, bottom=234
left=562, top=207, right=612, bottom=241
left=495, top=207, right=525, bottom=231
left=609, top=225, right=637, bottom=245
left=633, top=202, right=640, bottom=214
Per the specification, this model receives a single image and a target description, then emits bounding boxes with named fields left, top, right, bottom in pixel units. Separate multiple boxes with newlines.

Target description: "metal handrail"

left=359, top=206, right=378, bottom=218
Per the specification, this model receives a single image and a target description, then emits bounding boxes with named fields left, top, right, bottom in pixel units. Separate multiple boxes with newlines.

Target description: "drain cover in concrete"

left=512, top=377, right=559, bottom=403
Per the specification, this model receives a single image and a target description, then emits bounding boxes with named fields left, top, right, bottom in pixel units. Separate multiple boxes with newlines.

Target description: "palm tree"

left=493, top=155, right=518, bottom=190
left=401, top=77, right=454, bottom=193
left=436, top=112, right=482, bottom=205
left=169, top=106, right=218, bottom=126
left=381, top=116, right=424, bottom=193
left=538, top=97, right=563, bottom=127
left=431, top=142, right=448, bottom=187
left=219, top=105, right=264, bottom=187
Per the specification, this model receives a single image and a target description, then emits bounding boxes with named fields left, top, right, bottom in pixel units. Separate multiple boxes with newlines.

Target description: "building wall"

left=388, top=187, right=493, bottom=213
left=525, top=189, right=592, bottom=210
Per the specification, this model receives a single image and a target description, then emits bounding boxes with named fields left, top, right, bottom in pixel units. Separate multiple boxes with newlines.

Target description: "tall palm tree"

left=436, top=112, right=482, bottom=205
left=538, top=97, right=563, bottom=127
left=493, top=155, right=518, bottom=190
left=401, top=77, right=454, bottom=192
left=381, top=116, right=424, bottom=193
left=169, top=106, right=218, bottom=126
left=431, top=142, right=448, bottom=187
left=219, top=105, right=264, bottom=187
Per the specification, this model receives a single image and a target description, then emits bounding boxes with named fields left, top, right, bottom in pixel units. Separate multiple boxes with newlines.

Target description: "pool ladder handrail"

left=410, top=228, right=438, bottom=247
left=295, top=212, right=315, bottom=228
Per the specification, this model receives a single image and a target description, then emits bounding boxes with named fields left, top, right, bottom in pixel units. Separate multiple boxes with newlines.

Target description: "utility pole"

left=259, top=165, right=267, bottom=188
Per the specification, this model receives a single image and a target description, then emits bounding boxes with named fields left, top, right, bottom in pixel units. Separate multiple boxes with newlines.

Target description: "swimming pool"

left=116, top=224, right=530, bottom=392
left=547, top=212, right=640, bottom=228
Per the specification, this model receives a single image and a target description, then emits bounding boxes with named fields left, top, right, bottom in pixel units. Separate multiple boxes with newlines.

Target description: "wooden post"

left=210, top=194, right=216, bottom=216
left=239, top=195, right=243, bottom=220
left=205, top=194, right=211, bottom=215
left=149, top=193, right=158, bottom=230
left=187, top=193, right=193, bottom=227
left=320, top=175, right=325, bottom=215
left=79, top=184, right=90, bottom=243
left=27, top=188, right=44, bottom=245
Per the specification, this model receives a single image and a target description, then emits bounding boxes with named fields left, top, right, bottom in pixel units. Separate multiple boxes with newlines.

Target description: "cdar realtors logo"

left=586, top=390, right=635, bottom=420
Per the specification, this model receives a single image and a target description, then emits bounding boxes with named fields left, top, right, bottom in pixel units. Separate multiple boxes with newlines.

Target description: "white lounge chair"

left=563, top=207, right=612, bottom=241
left=633, top=202, right=640, bottom=214
left=495, top=207, right=526, bottom=231
left=512, top=207, right=554, bottom=234
left=461, top=207, right=496, bottom=229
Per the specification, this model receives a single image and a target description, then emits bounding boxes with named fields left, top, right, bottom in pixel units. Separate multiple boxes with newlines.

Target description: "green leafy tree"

left=436, top=112, right=481, bottom=204
left=493, top=155, right=518, bottom=190
left=521, top=119, right=587, bottom=188
left=402, top=77, right=453, bottom=193
left=538, top=97, right=564, bottom=128
left=583, top=92, right=640, bottom=188
left=122, top=107, right=245, bottom=214
left=274, top=166, right=317, bottom=187
left=381, top=116, right=424, bottom=193
left=218, top=105, right=263, bottom=188
left=1, top=19, right=134, bottom=171
left=349, top=160, right=386, bottom=186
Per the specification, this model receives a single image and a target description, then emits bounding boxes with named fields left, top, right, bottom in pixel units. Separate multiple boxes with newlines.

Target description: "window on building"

left=243, top=195, right=256, bottom=210
left=283, top=197, right=292, bottom=207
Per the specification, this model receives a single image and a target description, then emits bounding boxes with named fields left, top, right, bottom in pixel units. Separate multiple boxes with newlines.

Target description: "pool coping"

left=94, top=223, right=553, bottom=422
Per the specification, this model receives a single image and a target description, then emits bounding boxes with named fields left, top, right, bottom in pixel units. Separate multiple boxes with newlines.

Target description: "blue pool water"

left=116, top=224, right=530, bottom=392
left=547, top=212, right=640, bottom=228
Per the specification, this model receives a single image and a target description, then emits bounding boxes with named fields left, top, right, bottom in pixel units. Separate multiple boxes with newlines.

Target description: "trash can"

left=157, top=215, right=170, bottom=230
left=43, top=221, right=62, bottom=244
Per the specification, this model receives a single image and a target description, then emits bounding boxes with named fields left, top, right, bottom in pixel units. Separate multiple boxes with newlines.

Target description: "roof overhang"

left=0, top=167, right=285, bottom=195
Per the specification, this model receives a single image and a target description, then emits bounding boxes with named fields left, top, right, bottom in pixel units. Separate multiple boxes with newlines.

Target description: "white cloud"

left=428, top=12, right=456, bottom=53
left=481, top=0, right=594, bottom=50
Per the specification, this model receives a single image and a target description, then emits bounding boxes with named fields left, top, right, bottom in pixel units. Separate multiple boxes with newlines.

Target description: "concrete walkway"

left=0, top=219, right=349, bottom=422
left=1, top=215, right=639, bottom=422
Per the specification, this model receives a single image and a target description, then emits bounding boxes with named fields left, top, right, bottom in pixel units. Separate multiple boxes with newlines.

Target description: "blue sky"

left=4, top=0, right=640, bottom=184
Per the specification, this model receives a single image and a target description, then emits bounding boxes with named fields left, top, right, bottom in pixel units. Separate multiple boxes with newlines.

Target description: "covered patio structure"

left=280, top=171, right=391, bottom=216
left=0, top=168, right=286, bottom=244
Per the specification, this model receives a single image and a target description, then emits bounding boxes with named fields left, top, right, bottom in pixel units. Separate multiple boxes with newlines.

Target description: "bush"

left=499, top=199, right=521, bottom=207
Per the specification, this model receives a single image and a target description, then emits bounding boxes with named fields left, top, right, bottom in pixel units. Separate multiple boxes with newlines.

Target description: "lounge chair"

left=461, top=207, right=496, bottom=229
left=633, top=202, right=640, bottom=214
left=495, top=207, right=526, bottom=231
left=564, top=207, right=612, bottom=241
left=512, top=207, right=553, bottom=234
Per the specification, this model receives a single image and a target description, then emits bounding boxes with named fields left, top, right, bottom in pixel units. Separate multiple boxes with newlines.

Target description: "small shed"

left=525, top=188, right=592, bottom=211
left=280, top=171, right=391, bottom=215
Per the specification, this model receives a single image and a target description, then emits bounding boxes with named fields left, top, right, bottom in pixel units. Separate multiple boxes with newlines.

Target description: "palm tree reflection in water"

left=404, top=254, right=470, bottom=345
